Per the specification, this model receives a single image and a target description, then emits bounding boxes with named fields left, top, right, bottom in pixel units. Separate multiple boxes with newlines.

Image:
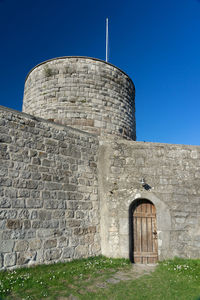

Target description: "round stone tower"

left=23, top=56, right=136, bottom=140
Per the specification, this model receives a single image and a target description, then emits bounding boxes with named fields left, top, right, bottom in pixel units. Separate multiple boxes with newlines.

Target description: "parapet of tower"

left=23, top=56, right=136, bottom=140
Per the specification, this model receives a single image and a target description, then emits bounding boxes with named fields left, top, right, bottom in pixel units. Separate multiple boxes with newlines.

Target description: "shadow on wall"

left=129, top=200, right=136, bottom=263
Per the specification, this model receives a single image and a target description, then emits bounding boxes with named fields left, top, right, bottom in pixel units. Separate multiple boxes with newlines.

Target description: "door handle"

left=153, top=230, right=157, bottom=239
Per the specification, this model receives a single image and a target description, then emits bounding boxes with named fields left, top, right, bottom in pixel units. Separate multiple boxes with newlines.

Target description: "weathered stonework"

left=98, top=138, right=200, bottom=260
left=23, top=57, right=136, bottom=140
left=0, top=56, right=200, bottom=269
left=0, top=106, right=100, bottom=269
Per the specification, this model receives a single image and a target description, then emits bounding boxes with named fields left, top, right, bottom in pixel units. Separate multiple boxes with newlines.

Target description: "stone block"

left=42, top=173, right=52, bottom=181
left=45, top=248, right=62, bottom=261
left=26, top=180, right=38, bottom=189
left=44, top=200, right=65, bottom=209
left=32, top=157, right=41, bottom=165
left=0, top=198, right=11, bottom=208
left=62, top=247, right=74, bottom=258
left=23, top=220, right=31, bottom=229
left=37, top=229, right=55, bottom=238
left=66, top=219, right=81, bottom=227
left=9, top=229, right=25, bottom=240
left=7, top=219, right=22, bottom=229
left=45, top=182, right=62, bottom=190
left=38, top=210, right=52, bottom=220
left=13, top=179, right=26, bottom=188
left=191, top=151, right=198, bottom=159
left=75, top=245, right=88, bottom=257
left=30, top=210, right=38, bottom=219
left=63, top=184, right=77, bottom=191
left=32, top=172, right=41, bottom=180
left=19, top=209, right=30, bottom=219
left=29, top=149, right=37, bottom=157
left=0, top=134, right=12, bottom=143
left=18, top=189, right=30, bottom=197
left=24, top=230, right=36, bottom=239
left=4, top=253, right=16, bottom=267
left=79, top=202, right=93, bottom=210
left=44, top=239, right=57, bottom=249
left=0, top=166, right=8, bottom=176
left=12, top=199, right=25, bottom=208
left=58, top=237, right=68, bottom=247
left=32, top=220, right=41, bottom=228
left=52, top=210, right=65, bottom=218
left=29, top=239, right=42, bottom=250
left=75, top=211, right=84, bottom=219
left=17, top=251, right=37, bottom=265
left=42, top=191, right=51, bottom=199
left=26, top=199, right=43, bottom=208
left=43, top=220, right=59, bottom=228
left=58, top=191, right=67, bottom=200
left=42, top=159, right=52, bottom=167
left=0, top=240, right=14, bottom=252
left=15, top=240, right=29, bottom=252
left=90, top=242, right=101, bottom=254
left=65, top=211, right=74, bottom=218
left=66, top=192, right=83, bottom=200
left=0, top=210, right=17, bottom=219
left=2, top=230, right=11, bottom=239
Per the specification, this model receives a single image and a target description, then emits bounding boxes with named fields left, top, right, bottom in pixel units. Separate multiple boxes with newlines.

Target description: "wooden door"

left=133, top=200, right=158, bottom=264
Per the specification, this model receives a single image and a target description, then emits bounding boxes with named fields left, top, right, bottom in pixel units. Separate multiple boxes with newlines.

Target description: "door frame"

left=129, top=193, right=171, bottom=262
left=129, top=198, right=157, bottom=263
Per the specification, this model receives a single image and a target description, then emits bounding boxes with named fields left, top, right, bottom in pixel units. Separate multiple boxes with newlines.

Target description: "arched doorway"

left=130, top=199, right=158, bottom=264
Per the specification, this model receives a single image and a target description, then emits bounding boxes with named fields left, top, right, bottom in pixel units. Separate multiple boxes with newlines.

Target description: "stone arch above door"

left=128, top=192, right=172, bottom=261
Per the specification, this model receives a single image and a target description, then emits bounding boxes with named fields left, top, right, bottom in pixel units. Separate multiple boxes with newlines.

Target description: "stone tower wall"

left=23, top=57, right=136, bottom=140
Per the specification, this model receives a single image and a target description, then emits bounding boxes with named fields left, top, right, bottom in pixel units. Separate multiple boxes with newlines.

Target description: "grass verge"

left=0, top=256, right=200, bottom=299
left=0, top=256, right=130, bottom=299
left=89, top=257, right=200, bottom=300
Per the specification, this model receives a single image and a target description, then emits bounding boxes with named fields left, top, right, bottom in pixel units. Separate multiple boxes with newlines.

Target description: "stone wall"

left=0, top=106, right=100, bottom=269
left=1, top=106, right=200, bottom=269
left=23, top=57, right=136, bottom=140
left=98, top=138, right=200, bottom=261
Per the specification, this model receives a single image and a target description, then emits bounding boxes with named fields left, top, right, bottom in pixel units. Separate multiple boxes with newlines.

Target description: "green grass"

left=0, top=256, right=200, bottom=300
left=93, top=257, right=200, bottom=300
left=0, top=256, right=130, bottom=299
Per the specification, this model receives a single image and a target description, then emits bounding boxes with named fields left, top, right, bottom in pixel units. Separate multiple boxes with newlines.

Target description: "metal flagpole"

left=106, top=18, right=108, bottom=62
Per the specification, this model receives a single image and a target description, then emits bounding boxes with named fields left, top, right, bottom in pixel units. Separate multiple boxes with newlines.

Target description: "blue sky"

left=0, top=0, right=200, bottom=145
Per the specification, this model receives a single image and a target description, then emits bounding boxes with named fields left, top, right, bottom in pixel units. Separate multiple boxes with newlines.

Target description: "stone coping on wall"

left=1, top=105, right=199, bottom=148
left=24, top=56, right=134, bottom=86
left=99, top=135, right=200, bottom=148
left=0, top=105, right=97, bottom=138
